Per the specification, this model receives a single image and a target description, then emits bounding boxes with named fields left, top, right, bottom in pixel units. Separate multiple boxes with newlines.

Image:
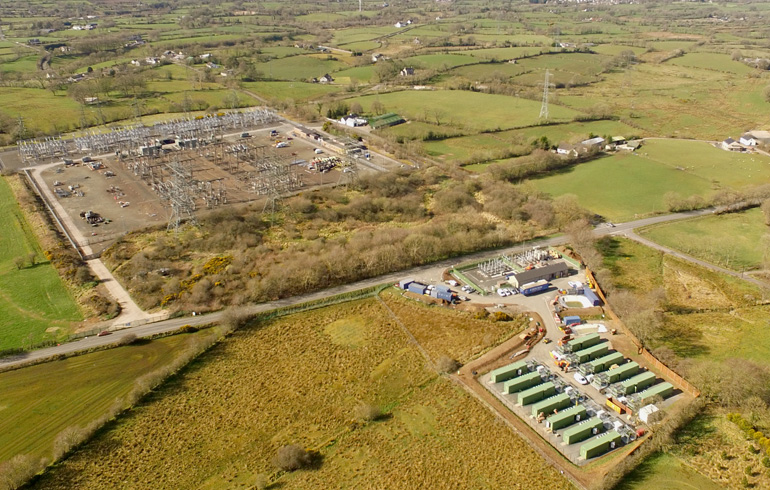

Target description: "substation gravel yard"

left=36, top=122, right=360, bottom=254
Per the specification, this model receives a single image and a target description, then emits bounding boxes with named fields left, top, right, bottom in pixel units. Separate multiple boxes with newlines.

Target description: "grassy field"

left=0, top=332, right=204, bottom=463
left=667, top=52, right=756, bottom=75
left=402, top=53, right=480, bottom=70
left=617, top=452, right=723, bottom=490
left=242, top=81, right=343, bottom=102
left=29, top=297, right=568, bottom=489
left=639, top=208, right=768, bottom=271
left=260, top=55, right=348, bottom=81
left=532, top=139, right=770, bottom=221
left=353, top=90, right=579, bottom=132
left=0, top=177, right=82, bottom=351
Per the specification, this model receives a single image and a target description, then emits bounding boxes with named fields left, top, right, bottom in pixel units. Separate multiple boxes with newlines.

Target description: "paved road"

left=0, top=207, right=721, bottom=368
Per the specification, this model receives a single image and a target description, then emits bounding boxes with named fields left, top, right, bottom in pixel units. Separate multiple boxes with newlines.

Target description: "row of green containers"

left=615, top=371, right=656, bottom=396
left=518, top=382, right=556, bottom=405
left=546, top=404, right=587, bottom=431
left=572, top=342, right=609, bottom=363
left=531, top=393, right=572, bottom=418
left=605, top=361, right=639, bottom=383
left=562, top=417, right=605, bottom=444
left=503, top=371, right=542, bottom=394
left=562, top=332, right=601, bottom=353
left=580, top=430, right=622, bottom=459
left=489, top=360, right=529, bottom=383
left=580, top=352, right=625, bottom=375
left=635, top=382, right=674, bottom=405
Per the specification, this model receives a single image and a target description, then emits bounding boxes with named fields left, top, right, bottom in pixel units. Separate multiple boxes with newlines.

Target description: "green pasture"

left=260, top=55, right=347, bottom=81
left=590, top=45, right=647, bottom=56
left=640, top=139, right=770, bottom=189
left=332, top=26, right=394, bottom=45
left=616, top=452, right=722, bottom=490
left=403, top=53, right=480, bottom=70
left=424, top=133, right=514, bottom=162
left=0, top=332, right=202, bottom=462
left=0, top=88, right=82, bottom=134
left=639, top=208, right=767, bottom=271
left=259, top=47, right=307, bottom=58
left=380, top=121, right=466, bottom=141
left=0, top=55, right=40, bottom=73
left=332, top=65, right=375, bottom=83
left=531, top=152, right=712, bottom=221
left=0, top=177, right=82, bottom=351
left=340, top=41, right=381, bottom=52
left=667, top=52, right=756, bottom=75
left=451, top=46, right=553, bottom=60
left=241, top=81, right=343, bottom=102
left=451, top=62, right=528, bottom=80
left=515, top=52, right=606, bottom=77
left=352, top=90, right=578, bottom=132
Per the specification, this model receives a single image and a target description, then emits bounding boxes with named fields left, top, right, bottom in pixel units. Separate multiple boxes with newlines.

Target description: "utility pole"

left=539, top=69, right=550, bottom=120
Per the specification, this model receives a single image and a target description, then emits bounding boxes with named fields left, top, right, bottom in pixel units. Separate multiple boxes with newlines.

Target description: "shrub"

left=436, top=356, right=461, bottom=374
left=179, top=324, right=198, bottom=334
left=492, top=311, right=512, bottom=322
left=254, top=473, right=269, bottom=490
left=353, top=403, right=382, bottom=423
left=219, top=307, right=254, bottom=334
left=272, top=444, right=311, bottom=471
left=117, top=333, right=138, bottom=346
left=472, top=310, right=489, bottom=320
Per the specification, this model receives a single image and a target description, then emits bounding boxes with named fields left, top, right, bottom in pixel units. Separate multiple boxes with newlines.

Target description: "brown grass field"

left=29, top=297, right=569, bottom=489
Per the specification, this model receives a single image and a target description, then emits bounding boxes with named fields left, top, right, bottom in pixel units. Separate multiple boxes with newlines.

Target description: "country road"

left=0, top=207, right=722, bottom=368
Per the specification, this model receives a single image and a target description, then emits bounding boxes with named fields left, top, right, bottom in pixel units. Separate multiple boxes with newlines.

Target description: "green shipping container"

left=490, top=360, right=529, bottom=383
left=503, top=371, right=542, bottom=394
left=619, top=371, right=656, bottom=395
left=567, top=332, right=601, bottom=352
left=573, top=342, right=609, bottom=363
left=563, top=417, right=605, bottom=444
left=587, top=352, right=625, bottom=373
left=606, top=361, right=639, bottom=383
left=531, top=393, right=572, bottom=418
left=546, top=404, right=587, bottom=431
left=517, top=382, right=556, bottom=406
left=580, top=430, right=622, bottom=459
left=637, top=382, right=674, bottom=404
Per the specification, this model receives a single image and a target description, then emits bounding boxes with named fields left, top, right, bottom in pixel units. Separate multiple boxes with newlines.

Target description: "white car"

left=573, top=372, right=589, bottom=385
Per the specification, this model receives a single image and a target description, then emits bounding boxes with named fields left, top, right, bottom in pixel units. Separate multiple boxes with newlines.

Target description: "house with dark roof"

left=721, top=137, right=743, bottom=151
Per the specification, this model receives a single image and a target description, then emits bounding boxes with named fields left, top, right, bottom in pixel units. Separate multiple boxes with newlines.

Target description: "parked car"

left=573, top=372, right=588, bottom=385
left=97, top=330, right=112, bottom=337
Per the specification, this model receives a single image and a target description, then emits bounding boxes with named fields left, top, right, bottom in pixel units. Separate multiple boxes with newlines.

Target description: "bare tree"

left=436, top=355, right=461, bottom=373
left=27, top=252, right=37, bottom=267
left=13, top=256, right=25, bottom=270
left=272, top=444, right=312, bottom=471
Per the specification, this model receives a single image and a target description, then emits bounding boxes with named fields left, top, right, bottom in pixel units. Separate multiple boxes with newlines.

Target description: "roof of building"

left=581, top=136, right=606, bottom=146
left=508, top=261, right=569, bottom=284
left=724, top=137, right=736, bottom=144
left=368, top=112, right=405, bottom=128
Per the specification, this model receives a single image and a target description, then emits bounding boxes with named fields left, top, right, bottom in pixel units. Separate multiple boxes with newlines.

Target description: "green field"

left=260, top=55, right=347, bottom=81
left=532, top=139, right=770, bottom=221
left=0, top=332, right=203, bottom=462
left=617, top=452, right=722, bottom=490
left=242, top=81, right=343, bottom=102
left=403, top=53, right=480, bottom=70
left=451, top=47, right=553, bottom=60
left=667, top=52, right=756, bottom=75
left=0, top=177, right=82, bottom=351
left=639, top=208, right=767, bottom=271
left=352, top=90, right=579, bottom=132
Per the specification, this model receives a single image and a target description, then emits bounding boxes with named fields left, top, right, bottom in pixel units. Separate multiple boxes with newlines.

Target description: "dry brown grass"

left=28, top=297, right=569, bottom=490
left=380, top=289, right=527, bottom=363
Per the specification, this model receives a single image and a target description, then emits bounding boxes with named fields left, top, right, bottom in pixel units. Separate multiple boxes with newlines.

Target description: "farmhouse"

left=400, top=67, right=415, bottom=77
left=556, top=143, right=578, bottom=157
left=506, top=261, right=569, bottom=288
left=340, top=114, right=368, bottom=127
left=319, top=74, right=334, bottom=83
left=721, top=137, right=743, bottom=151
left=372, top=53, right=385, bottom=63
left=617, top=140, right=642, bottom=151
left=745, top=130, right=770, bottom=144
left=739, top=133, right=758, bottom=146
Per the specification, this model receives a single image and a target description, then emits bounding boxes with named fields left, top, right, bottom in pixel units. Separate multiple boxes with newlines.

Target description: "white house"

left=739, top=133, right=757, bottom=146
left=400, top=67, right=415, bottom=76
left=556, top=143, right=577, bottom=157
left=395, top=21, right=404, bottom=28
left=721, top=137, right=743, bottom=151
left=340, top=115, right=368, bottom=127
left=319, top=74, right=334, bottom=83
left=372, top=53, right=384, bottom=63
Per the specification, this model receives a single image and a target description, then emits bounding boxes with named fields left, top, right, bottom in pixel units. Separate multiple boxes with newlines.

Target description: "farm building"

left=546, top=404, right=587, bottom=431
left=489, top=360, right=528, bottom=383
left=739, top=133, right=758, bottom=146
left=556, top=143, right=578, bottom=157
left=580, top=431, right=621, bottom=459
left=368, top=113, right=405, bottom=129
left=562, top=333, right=601, bottom=354
left=721, top=137, right=743, bottom=151
left=581, top=136, right=605, bottom=149
left=745, top=130, right=770, bottom=145
left=573, top=342, right=609, bottom=363
left=563, top=417, right=604, bottom=444
left=614, top=371, right=656, bottom=396
left=583, top=288, right=601, bottom=306
left=517, top=382, right=556, bottom=405
left=507, top=261, right=569, bottom=288
left=503, top=371, right=542, bottom=394
left=617, top=139, right=642, bottom=151
left=400, top=67, right=415, bottom=76
left=579, top=352, right=625, bottom=375
left=531, top=393, right=572, bottom=418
